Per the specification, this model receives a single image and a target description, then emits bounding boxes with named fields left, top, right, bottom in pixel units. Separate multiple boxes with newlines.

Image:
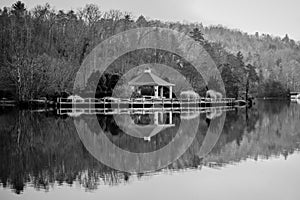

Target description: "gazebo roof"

left=128, top=69, right=175, bottom=86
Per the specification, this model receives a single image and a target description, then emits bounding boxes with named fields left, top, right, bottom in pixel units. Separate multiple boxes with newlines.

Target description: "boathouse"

left=128, top=68, right=175, bottom=99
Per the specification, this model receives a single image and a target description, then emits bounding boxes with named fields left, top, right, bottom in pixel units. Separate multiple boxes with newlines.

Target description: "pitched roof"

left=128, top=69, right=175, bottom=86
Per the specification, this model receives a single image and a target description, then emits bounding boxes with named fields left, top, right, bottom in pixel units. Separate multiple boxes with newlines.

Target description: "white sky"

left=1, top=0, right=300, bottom=41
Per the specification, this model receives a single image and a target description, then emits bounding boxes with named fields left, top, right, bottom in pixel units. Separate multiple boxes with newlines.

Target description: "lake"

left=0, top=100, right=300, bottom=200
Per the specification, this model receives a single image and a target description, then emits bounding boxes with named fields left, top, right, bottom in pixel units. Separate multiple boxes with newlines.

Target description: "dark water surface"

left=1, top=100, right=300, bottom=200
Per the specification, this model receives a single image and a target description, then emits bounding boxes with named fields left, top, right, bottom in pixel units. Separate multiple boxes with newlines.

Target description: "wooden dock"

left=57, top=97, right=235, bottom=109
left=57, top=105, right=236, bottom=116
left=56, top=97, right=237, bottom=116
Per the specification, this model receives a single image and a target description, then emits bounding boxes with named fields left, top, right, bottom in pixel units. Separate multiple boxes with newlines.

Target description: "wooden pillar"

left=169, top=112, right=172, bottom=124
left=159, top=112, right=163, bottom=123
left=154, top=112, right=158, bottom=125
left=169, top=86, right=173, bottom=99
left=160, top=86, right=164, bottom=98
left=154, top=86, right=159, bottom=98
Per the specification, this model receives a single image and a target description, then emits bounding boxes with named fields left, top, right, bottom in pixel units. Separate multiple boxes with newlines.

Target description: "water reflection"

left=115, top=111, right=175, bottom=141
left=0, top=100, right=300, bottom=194
left=76, top=108, right=201, bottom=172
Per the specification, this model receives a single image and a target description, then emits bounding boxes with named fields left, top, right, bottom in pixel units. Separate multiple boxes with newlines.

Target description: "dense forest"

left=1, top=1, right=300, bottom=101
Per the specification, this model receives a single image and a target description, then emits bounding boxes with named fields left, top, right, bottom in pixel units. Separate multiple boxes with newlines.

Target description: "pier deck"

left=57, top=97, right=237, bottom=116
left=57, top=97, right=235, bottom=109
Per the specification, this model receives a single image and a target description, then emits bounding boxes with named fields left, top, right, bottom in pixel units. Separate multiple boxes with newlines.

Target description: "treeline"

left=0, top=1, right=298, bottom=101
left=203, top=25, right=300, bottom=93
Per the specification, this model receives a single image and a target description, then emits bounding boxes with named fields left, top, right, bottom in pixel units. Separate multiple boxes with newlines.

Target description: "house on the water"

left=128, top=68, right=175, bottom=99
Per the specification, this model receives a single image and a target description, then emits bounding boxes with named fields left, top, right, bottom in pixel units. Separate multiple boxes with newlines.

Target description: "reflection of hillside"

left=0, top=101, right=300, bottom=194
left=0, top=110, right=128, bottom=194
left=145, top=101, right=300, bottom=169
left=200, top=101, right=300, bottom=166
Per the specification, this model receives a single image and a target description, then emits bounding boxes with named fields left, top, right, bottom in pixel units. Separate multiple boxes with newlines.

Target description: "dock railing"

left=57, top=97, right=235, bottom=106
left=57, top=97, right=236, bottom=115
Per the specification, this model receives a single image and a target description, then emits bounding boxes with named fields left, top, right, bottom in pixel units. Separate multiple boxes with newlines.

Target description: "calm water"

left=1, top=100, right=300, bottom=200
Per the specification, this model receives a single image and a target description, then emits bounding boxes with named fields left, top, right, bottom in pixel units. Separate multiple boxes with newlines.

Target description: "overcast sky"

left=1, top=0, right=300, bottom=41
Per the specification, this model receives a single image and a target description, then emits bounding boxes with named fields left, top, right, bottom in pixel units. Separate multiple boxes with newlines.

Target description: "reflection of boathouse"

left=115, top=111, right=175, bottom=141
left=128, top=68, right=175, bottom=99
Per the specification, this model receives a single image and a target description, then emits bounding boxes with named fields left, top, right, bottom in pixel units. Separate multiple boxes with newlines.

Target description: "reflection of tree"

left=201, top=101, right=300, bottom=165
left=0, top=110, right=129, bottom=194
left=1, top=101, right=300, bottom=194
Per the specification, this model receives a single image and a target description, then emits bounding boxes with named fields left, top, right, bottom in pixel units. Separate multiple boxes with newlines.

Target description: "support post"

left=159, top=112, right=163, bottom=123
left=154, top=111, right=159, bottom=125
left=169, top=112, right=172, bottom=124
left=154, top=86, right=159, bottom=98
left=169, top=86, right=172, bottom=99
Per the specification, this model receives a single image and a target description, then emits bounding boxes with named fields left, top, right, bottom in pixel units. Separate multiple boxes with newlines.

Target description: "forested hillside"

left=203, top=26, right=300, bottom=92
left=0, top=1, right=299, bottom=101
